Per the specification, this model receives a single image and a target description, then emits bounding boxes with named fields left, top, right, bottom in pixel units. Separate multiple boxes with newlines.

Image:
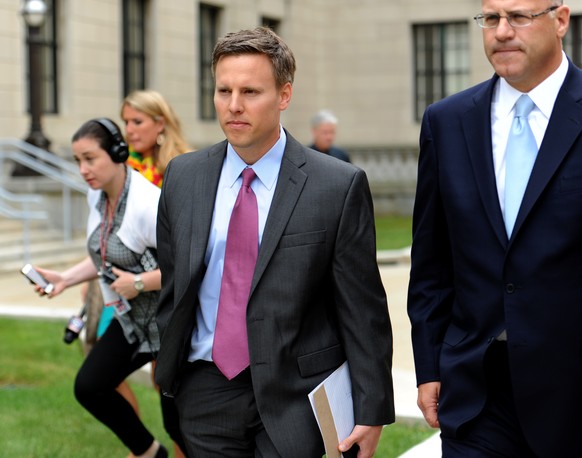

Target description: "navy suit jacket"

left=155, top=132, right=394, bottom=457
left=408, top=61, right=582, bottom=457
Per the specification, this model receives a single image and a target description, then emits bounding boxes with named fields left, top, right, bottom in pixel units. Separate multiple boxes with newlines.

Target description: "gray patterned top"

left=87, top=167, right=160, bottom=354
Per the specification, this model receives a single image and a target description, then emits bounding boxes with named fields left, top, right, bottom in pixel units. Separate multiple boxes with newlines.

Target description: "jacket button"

left=506, top=283, right=515, bottom=294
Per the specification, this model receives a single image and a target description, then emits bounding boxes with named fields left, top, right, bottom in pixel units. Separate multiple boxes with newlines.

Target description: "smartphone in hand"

left=21, top=263, right=54, bottom=294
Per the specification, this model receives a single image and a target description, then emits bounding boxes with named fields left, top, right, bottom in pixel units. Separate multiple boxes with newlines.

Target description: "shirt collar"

left=495, top=51, right=568, bottom=119
left=224, top=126, right=286, bottom=190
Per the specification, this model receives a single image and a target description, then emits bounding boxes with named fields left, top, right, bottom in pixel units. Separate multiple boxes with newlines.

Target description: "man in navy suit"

left=154, top=27, right=394, bottom=457
left=408, top=1, right=582, bottom=456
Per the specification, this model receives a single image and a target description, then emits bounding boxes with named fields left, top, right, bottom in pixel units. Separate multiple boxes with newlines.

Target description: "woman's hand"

left=110, top=267, right=139, bottom=300
left=33, top=266, right=66, bottom=298
left=30, top=257, right=98, bottom=299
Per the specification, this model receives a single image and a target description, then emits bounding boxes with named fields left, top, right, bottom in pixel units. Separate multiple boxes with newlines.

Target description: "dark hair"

left=212, top=26, right=296, bottom=88
left=71, top=118, right=122, bottom=155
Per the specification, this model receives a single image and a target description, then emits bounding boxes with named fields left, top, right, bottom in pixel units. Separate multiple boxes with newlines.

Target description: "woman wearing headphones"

left=80, top=91, right=189, bottom=458
left=93, top=92, right=189, bottom=344
left=31, top=119, right=168, bottom=458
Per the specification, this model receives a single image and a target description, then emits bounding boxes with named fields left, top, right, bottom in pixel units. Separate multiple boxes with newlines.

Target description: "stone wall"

left=350, top=146, right=418, bottom=215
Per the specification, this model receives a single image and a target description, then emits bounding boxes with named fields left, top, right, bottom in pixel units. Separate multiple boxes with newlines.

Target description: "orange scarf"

left=126, top=150, right=163, bottom=188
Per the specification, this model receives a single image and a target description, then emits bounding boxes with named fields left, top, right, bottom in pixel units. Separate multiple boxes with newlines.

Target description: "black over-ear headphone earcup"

left=93, top=118, right=129, bottom=163
left=109, top=142, right=130, bottom=163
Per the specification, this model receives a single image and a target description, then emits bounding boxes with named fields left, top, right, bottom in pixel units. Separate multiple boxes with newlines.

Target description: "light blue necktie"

left=504, top=94, right=538, bottom=236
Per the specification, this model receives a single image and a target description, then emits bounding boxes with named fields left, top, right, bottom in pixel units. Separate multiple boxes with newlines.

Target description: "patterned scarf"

left=126, top=150, right=163, bottom=188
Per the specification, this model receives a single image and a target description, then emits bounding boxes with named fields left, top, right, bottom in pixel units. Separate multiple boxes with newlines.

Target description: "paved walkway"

left=0, top=264, right=440, bottom=457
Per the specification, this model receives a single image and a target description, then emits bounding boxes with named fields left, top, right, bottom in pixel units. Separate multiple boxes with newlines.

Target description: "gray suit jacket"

left=155, top=132, right=394, bottom=457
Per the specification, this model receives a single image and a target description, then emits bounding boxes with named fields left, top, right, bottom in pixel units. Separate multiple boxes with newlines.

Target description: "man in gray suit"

left=154, top=27, right=394, bottom=458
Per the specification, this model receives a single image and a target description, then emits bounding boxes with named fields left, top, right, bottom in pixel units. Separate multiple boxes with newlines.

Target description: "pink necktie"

left=212, top=168, right=258, bottom=379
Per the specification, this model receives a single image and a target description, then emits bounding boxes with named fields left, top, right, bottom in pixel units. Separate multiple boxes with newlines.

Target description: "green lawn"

left=0, top=316, right=433, bottom=457
left=375, top=214, right=412, bottom=250
left=0, top=317, right=171, bottom=457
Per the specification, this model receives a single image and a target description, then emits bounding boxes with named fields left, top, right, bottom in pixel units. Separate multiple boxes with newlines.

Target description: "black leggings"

left=74, top=319, right=185, bottom=455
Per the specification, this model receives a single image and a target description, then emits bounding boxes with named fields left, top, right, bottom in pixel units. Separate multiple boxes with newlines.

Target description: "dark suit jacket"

left=309, top=143, right=351, bottom=162
left=155, top=132, right=394, bottom=457
left=408, top=61, right=582, bottom=457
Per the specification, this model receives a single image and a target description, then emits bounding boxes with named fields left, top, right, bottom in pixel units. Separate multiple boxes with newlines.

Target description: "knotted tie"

left=212, top=168, right=258, bottom=380
left=504, top=94, right=538, bottom=236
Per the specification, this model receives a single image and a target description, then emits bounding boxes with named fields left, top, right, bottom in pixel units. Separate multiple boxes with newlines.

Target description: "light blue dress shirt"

left=188, top=127, right=286, bottom=362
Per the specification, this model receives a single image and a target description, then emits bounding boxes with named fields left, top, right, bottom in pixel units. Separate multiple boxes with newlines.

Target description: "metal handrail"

left=0, top=187, right=47, bottom=218
left=0, top=139, right=87, bottom=192
left=0, top=188, right=48, bottom=264
left=0, top=139, right=88, bottom=262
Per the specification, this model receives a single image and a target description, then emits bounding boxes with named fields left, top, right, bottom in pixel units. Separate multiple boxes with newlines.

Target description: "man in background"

left=309, top=109, right=351, bottom=162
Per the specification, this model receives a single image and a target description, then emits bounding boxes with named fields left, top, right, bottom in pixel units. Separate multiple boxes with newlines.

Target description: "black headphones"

left=93, top=118, right=129, bottom=163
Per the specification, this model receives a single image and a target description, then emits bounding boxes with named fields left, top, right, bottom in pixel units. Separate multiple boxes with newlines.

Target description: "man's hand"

left=418, top=381, right=441, bottom=428
left=338, top=424, right=383, bottom=457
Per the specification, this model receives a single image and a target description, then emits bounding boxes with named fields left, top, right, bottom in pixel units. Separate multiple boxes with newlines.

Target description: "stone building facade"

left=2, top=0, right=581, bottom=212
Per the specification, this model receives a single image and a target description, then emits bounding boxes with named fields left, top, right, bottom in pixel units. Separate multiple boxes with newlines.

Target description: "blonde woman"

left=119, top=90, right=190, bottom=458
left=121, top=90, right=190, bottom=187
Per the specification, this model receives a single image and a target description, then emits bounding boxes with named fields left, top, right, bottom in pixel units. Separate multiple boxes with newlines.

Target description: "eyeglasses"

left=474, top=5, right=559, bottom=28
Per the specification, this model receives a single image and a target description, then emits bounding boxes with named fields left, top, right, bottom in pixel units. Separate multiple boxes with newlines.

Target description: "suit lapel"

left=462, top=77, right=509, bottom=247
left=250, top=133, right=307, bottom=294
left=512, top=65, right=582, bottom=238
left=187, top=143, right=226, bottom=279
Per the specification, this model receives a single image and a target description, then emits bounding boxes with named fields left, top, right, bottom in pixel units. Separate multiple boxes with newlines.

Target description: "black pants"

left=441, top=341, right=538, bottom=457
left=74, top=319, right=185, bottom=455
left=175, top=361, right=281, bottom=458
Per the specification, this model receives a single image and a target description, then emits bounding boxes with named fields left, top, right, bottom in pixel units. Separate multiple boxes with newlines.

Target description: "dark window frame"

left=123, top=0, right=147, bottom=96
left=413, top=21, right=469, bottom=121
left=199, top=4, right=220, bottom=121
left=564, top=15, right=582, bottom=67
left=261, top=17, right=281, bottom=33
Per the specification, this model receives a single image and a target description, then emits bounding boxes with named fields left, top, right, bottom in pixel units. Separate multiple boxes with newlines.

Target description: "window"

left=413, top=22, right=469, bottom=121
left=123, top=0, right=147, bottom=96
left=262, top=17, right=280, bottom=34
left=564, top=16, right=582, bottom=67
left=199, top=4, right=220, bottom=120
left=26, top=0, right=58, bottom=114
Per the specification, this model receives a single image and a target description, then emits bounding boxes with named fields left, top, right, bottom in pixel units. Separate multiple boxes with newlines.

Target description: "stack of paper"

left=308, top=361, right=354, bottom=458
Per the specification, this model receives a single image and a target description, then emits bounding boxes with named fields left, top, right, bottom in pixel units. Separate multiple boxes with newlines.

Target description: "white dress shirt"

left=491, top=51, right=568, bottom=217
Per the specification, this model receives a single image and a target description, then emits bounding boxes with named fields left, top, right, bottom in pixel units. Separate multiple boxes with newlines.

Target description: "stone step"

left=1, top=237, right=87, bottom=261
left=377, top=247, right=411, bottom=265
left=0, top=226, right=69, bottom=247
left=2, top=249, right=87, bottom=276
left=0, top=216, right=87, bottom=275
left=0, top=217, right=43, bottom=232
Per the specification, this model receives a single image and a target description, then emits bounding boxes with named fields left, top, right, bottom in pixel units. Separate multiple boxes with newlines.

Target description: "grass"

left=0, top=316, right=434, bottom=457
left=0, top=215, right=428, bottom=457
left=0, top=317, right=172, bottom=458
left=376, top=421, right=435, bottom=457
left=375, top=214, right=412, bottom=250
